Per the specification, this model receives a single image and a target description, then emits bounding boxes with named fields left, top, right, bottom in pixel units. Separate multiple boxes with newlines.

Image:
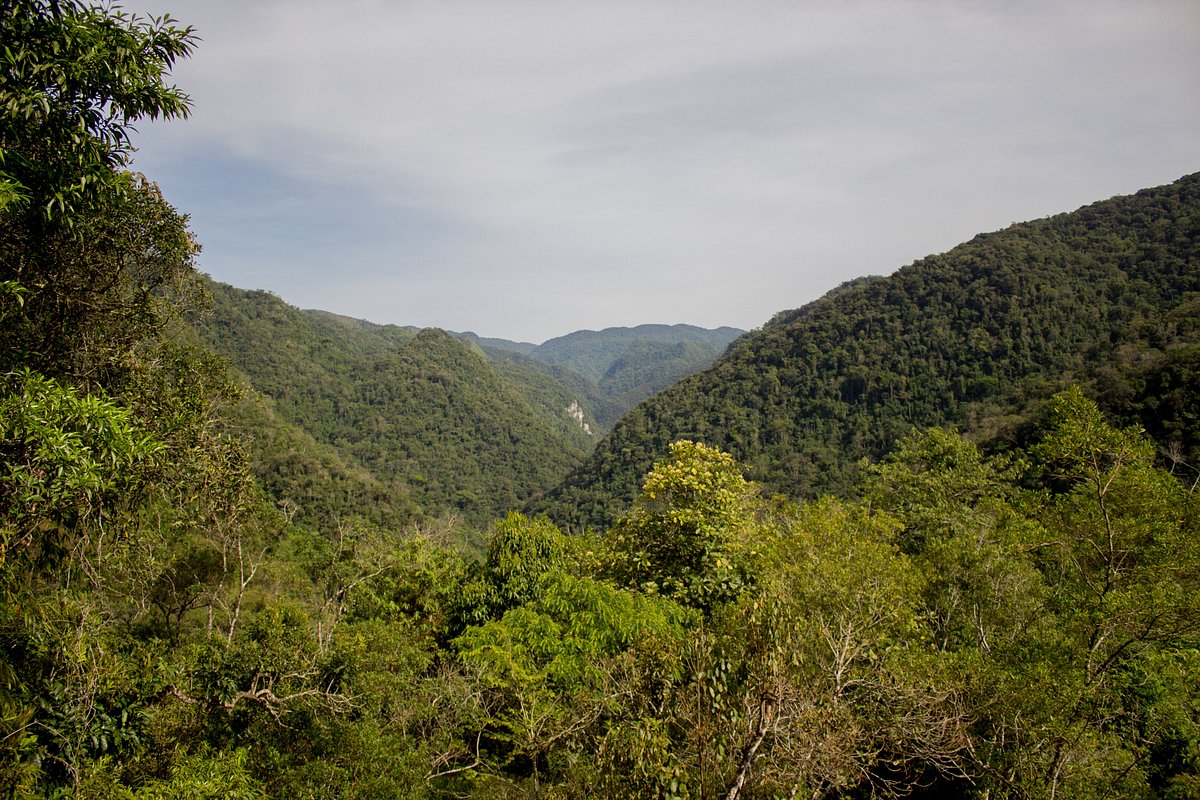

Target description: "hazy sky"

left=127, top=0, right=1200, bottom=343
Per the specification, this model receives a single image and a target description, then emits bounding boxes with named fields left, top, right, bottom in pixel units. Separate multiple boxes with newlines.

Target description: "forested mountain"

left=458, top=322, right=745, bottom=428
left=527, top=324, right=744, bottom=426
left=304, top=315, right=744, bottom=431
left=226, top=387, right=422, bottom=533
left=454, top=330, right=538, bottom=355
left=3, top=5, right=1197, bottom=797
left=535, top=173, right=1200, bottom=529
left=531, top=324, right=744, bottom=381
left=195, top=280, right=747, bottom=528
left=193, top=282, right=597, bottom=525
left=596, top=338, right=725, bottom=419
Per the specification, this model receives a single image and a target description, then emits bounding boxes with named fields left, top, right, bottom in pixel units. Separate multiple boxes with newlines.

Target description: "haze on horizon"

left=128, top=0, right=1200, bottom=343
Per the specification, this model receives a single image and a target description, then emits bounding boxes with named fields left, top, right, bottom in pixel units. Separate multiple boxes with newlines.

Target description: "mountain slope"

left=531, top=324, right=743, bottom=383
left=525, top=324, right=744, bottom=428
left=533, top=173, right=1200, bottom=529
left=224, top=388, right=421, bottom=532
left=598, top=339, right=723, bottom=414
left=298, top=310, right=742, bottom=435
left=193, top=283, right=593, bottom=526
left=329, top=328, right=589, bottom=523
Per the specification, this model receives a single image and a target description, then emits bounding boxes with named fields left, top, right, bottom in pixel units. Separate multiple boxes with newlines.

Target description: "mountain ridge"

left=531, top=172, right=1200, bottom=529
left=194, top=281, right=747, bottom=527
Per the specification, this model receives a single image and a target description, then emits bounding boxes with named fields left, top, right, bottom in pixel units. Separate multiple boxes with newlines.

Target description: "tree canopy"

left=0, top=0, right=194, bottom=220
left=2, top=3, right=1197, bottom=796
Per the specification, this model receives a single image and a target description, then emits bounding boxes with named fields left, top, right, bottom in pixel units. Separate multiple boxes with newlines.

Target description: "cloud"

left=131, top=0, right=1200, bottom=341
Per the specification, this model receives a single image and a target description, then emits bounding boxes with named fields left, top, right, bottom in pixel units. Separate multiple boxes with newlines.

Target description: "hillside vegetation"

left=535, top=173, right=1200, bottom=529
left=195, top=281, right=745, bottom=528
left=526, top=325, right=743, bottom=427
left=1, top=4, right=1196, bottom=797
left=536, top=324, right=740, bottom=376
left=314, top=316, right=745, bottom=432
left=193, top=283, right=596, bottom=526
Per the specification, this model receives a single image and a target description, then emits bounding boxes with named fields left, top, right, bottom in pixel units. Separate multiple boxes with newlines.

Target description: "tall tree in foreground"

left=0, top=3, right=274, bottom=795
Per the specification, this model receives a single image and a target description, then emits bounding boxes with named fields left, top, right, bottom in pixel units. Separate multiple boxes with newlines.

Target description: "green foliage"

left=2, top=11, right=1196, bottom=795
left=475, top=347, right=603, bottom=447
left=483, top=513, right=568, bottom=612
left=536, top=173, right=1200, bottom=529
left=2, top=171, right=201, bottom=386
left=865, top=428, right=1049, bottom=653
left=531, top=324, right=742, bottom=385
left=222, top=388, right=421, bottom=533
left=0, top=6, right=304, bottom=795
left=0, top=369, right=163, bottom=574
left=193, top=282, right=749, bottom=530
left=453, top=572, right=693, bottom=790
left=1031, top=388, right=1197, bottom=677
left=2, top=2, right=203, bottom=417
left=0, top=0, right=194, bottom=220
left=1089, top=292, right=1200, bottom=473
left=868, top=396, right=1200, bottom=799
left=525, top=325, right=743, bottom=430
left=339, top=329, right=585, bottom=525
left=129, top=747, right=263, bottom=799
left=193, top=284, right=590, bottom=527
left=867, top=426, right=1020, bottom=529
left=451, top=512, right=568, bottom=631
left=340, top=530, right=470, bottom=637
left=598, top=339, right=721, bottom=419
left=609, top=441, right=761, bottom=612
left=702, top=498, right=968, bottom=798
left=458, top=573, right=690, bottom=696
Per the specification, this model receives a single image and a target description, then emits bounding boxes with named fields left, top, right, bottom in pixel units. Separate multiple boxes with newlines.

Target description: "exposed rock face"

left=566, top=401, right=593, bottom=435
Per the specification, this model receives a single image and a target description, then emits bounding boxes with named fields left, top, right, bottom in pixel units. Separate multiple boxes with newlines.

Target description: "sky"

left=126, top=0, right=1200, bottom=344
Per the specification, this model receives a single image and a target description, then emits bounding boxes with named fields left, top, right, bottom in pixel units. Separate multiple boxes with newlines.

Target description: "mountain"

left=327, top=327, right=590, bottom=523
left=524, top=324, right=744, bottom=427
left=223, top=387, right=422, bottom=532
left=310, top=313, right=742, bottom=432
left=597, top=338, right=725, bottom=417
left=533, top=173, right=1200, bottom=529
left=454, top=330, right=539, bottom=355
left=193, top=282, right=596, bottom=526
left=194, top=281, right=752, bottom=526
left=530, top=323, right=744, bottom=382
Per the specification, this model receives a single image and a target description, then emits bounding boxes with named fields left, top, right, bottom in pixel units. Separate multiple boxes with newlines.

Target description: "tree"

left=0, top=5, right=249, bottom=796
left=1, top=0, right=194, bottom=220
left=454, top=572, right=692, bottom=794
left=609, top=441, right=762, bottom=613
left=866, top=428, right=1048, bottom=654
left=2, top=1, right=199, bottom=384
left=1006, top=387, right=1200, bottom=798
left=453, top=512, right=569, bottom=630
left=695, top=499, right=970, bottom=800
left=0, top=370, right=163, bottom=578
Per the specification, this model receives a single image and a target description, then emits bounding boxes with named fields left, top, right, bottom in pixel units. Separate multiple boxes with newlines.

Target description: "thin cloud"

left=131, top=0, right=1200, bottom=341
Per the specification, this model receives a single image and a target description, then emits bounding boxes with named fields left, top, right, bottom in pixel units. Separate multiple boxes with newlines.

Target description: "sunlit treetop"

left=0, top=0, right=196, bottom=219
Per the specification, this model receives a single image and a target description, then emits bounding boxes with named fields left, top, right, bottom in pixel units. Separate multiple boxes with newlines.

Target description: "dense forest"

left=191, top=282, right=741, bottom=530
left=535, top=175, right=1200, bottom=530
left=192, top=282, right=593, bottom=530
left=1, top=3, right=1197, bottom=799
left=523, top=326, right=744, bottom=428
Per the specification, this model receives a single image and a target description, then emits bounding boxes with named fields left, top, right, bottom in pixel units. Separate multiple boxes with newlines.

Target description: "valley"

left=1, top=5, right=1197, bottom=796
